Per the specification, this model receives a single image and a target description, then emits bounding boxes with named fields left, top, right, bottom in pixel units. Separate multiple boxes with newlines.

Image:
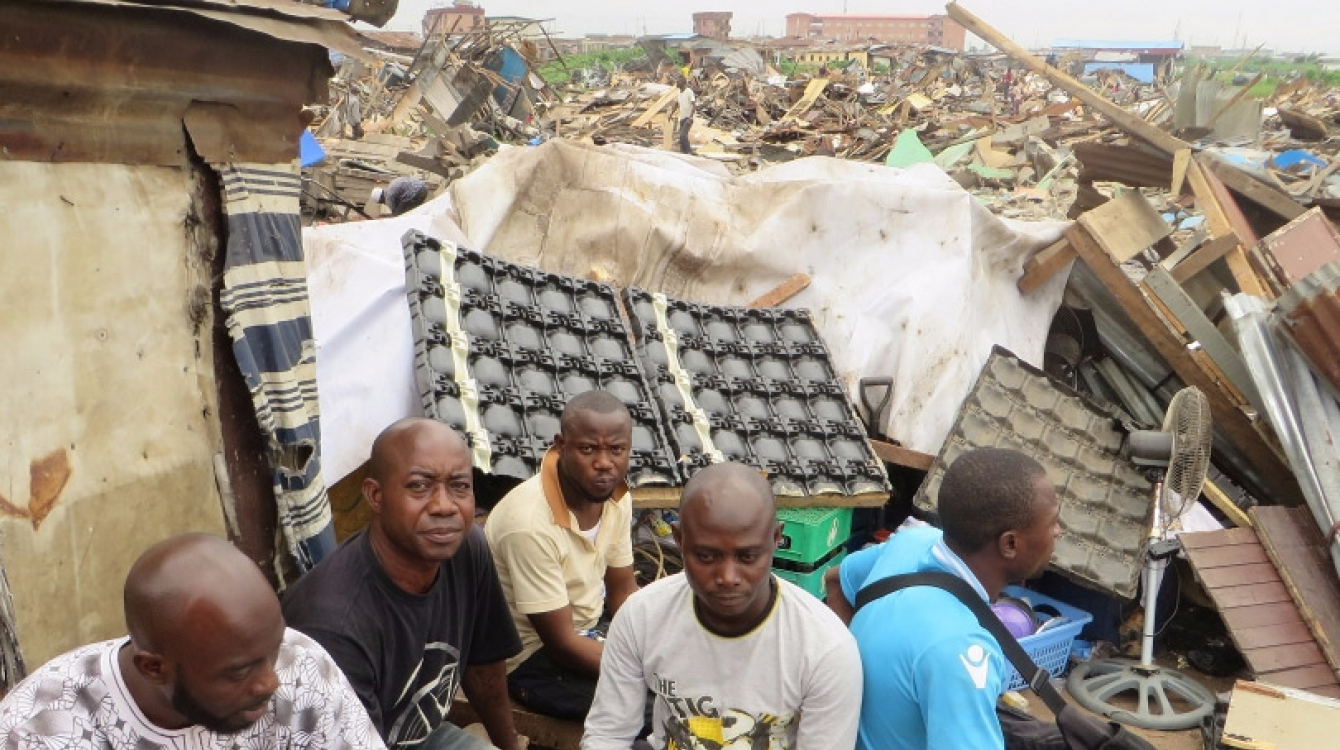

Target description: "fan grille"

left=1162, top=387, right=1212, bottom=519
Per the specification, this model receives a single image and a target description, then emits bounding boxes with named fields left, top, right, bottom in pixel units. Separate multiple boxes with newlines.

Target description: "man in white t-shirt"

left=674, top=77, right=696, bottom=155
left=0, top=534, right=384, bottom=750
left=582, top=462, right=862, bottom=750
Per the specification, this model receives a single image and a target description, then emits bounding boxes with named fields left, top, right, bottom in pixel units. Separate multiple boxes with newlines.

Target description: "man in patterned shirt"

left=0, top=533, right=383, bottom=750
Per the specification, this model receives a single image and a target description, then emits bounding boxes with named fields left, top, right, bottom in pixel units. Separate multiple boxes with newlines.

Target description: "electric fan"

left=1066, top=387, right=1219, bottom=730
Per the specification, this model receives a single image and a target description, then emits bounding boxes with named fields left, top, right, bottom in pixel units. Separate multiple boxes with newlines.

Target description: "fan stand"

left=1067, top=473, right=1218, bottom=731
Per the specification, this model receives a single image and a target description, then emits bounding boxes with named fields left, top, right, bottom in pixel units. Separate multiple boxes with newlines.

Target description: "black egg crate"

left=622, top=288, right=891, bottom=504
left=402, top=230, right=679, bottom=487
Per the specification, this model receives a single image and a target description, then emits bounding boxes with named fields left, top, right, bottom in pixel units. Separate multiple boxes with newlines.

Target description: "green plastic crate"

left=773, top=548, right=847, bottom=599
left=775, top=507, right=853, bottom=564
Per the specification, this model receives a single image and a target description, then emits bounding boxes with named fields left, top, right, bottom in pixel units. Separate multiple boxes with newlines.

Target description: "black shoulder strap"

left=854, top=571, right=1068, bottom=715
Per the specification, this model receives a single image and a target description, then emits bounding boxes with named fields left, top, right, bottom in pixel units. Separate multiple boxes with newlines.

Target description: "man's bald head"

left=367, top=417, right=467, bottom=483
left=123, top=534, right=278, bottom=654
left=675, top=462, right=781, bottom=635
left=121, top=534, right=286, bottom=734
left=679, top=462, right=776, bottom=530
left=559, top=390, right=630, bottom=435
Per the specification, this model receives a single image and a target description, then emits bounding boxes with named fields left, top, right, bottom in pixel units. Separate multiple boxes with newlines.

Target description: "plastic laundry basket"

left=999, top=585, right=1094, bottom=692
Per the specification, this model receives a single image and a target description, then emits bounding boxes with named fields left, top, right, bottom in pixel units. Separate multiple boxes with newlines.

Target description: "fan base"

left=1067, top=659, right=1216, bottom=731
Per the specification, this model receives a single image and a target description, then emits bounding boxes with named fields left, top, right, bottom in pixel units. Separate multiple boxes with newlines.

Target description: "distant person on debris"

left=673, top=76, right=696, bottom=154
left=283, top=418, right=524, bottom=750
left=372, top=176, right=431, bottom=216
left=582, top=462, right=863, bottom=750
left=485, top=390, right=639, bottom=721
left=825, top=447, right=1062, bottom=750
left=0, top=534, right=384, bottom=750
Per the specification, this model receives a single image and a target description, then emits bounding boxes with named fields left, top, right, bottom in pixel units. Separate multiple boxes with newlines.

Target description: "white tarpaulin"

left=306, top=139, right=1069, bottom=483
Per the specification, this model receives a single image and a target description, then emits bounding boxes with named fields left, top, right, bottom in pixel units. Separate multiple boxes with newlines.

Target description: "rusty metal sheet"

left=1261, top=207, right=1340, bottom=286
left=1074, top=140, right=1174, bottom=189
left=0, top=0, right=334, bottom=165
left=1277, top=260, right=1340, bottom=398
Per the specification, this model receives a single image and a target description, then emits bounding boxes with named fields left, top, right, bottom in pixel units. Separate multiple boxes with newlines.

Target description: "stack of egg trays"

left=621, top=287, right=891, bottom=499
left=401, top=230, right=680, bottom=487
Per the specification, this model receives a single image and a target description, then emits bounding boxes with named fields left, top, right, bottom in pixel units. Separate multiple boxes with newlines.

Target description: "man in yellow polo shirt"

left=485, top=390, right=640, bottom=721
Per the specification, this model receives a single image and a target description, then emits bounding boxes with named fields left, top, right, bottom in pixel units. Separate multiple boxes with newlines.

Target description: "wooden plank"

left=747, top=273, right=812, bottom=308
left=1213, top=581, right=1293, bottom=609
left=1171, top=148, right=1192, bottom=195
left=1205, top=158, right=1307, bottom=221
left=1309, top=684, right=1340, bottom=700
left=632, top=88, right=677, bottom=128
left=1234, top=621, right=1319, bottom=650
left=1066, top=225, right=1301, bottom=504
left=1185, top=158, right=1272, bottom=297
left=1223, top=680, right=1340, bottom=750
left=869, top=440, right=935, bottom=471
left=1221, top=602, right=1306, bottom=631
left=1204, top=479, right=1254, bottom=529
left=1249, top=642, right=1328, bottom=673
left=1017, top=239, right=1075, bottom=294
left=1188, top=543, right=1270, bottom=568
left=1201, top=562, right=1283, bottom=589
left=783, top=78, right=829, bottom=122
left=1143, top=267, right=1261, bottom=407
left=1181, top=527, right=1263, bottom=549
left=1253, top=505, right=1340, bottom=681
left=944, top=3, right=1191, bottom=156
left=1257, top=664, right=1340, bottom=690
left=1076, top=190, right=1173, bottom=262
left=1170, top=233, right=1240, bottom=283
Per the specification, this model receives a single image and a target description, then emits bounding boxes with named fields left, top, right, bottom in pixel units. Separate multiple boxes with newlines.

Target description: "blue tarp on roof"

left=1054, top=39, right=1184, bottom=51
left=1083, top=62, right=1156, bottom=83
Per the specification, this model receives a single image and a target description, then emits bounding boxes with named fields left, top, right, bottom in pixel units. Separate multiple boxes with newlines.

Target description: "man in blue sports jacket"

left=825, top=448, right=1061, bottom=750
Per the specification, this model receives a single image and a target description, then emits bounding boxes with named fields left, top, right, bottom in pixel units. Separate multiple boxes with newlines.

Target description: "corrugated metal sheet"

left=1228, top=293, right=1340, bottom=585
left=0, top=0, right=352, bottom=165
left=1074, top=141, right=1173, bottom=189
left=1277, top=260, right=1340, bottom=398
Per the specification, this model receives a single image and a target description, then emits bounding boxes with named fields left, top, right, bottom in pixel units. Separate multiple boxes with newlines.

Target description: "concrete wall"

left=0, top=161, right=227, bottom=666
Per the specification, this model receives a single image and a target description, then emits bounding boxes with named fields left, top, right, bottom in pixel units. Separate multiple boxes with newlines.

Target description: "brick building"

left=423, top=1, right=485, bottom=38
left=692, top=11, right=732, bottom=40
left=784, top=13, right=966, bottom=50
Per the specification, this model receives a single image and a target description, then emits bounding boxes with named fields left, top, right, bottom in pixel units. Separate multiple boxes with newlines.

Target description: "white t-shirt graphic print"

left=582, top=574, right=862, bottom=750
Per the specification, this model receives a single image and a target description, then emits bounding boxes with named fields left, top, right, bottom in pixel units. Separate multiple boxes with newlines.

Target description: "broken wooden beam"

left=869, top=440, right=935, bottom=471
left=1185, top=158, right=1274, bottom=298
left=1204, top=158, right=1307, bottom=222
left=748, top=273, right=812, bottom=308
left=1065, top=222, right=1302, bottom=504
left=946, top=2, right=1192, bottom=157
left=1017, top=238, right=1075, bottom=294
left=1074, top=189, right=1173, bottom=262
left=1170, top=233, right=1240, bottom=284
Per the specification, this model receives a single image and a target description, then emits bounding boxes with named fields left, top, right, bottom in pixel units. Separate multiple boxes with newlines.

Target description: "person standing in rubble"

left=673, top=76, right=696, bottom=155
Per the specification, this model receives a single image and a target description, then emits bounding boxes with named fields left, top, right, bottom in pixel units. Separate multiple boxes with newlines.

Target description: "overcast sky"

left=379, top=1, right=1340, bottom=56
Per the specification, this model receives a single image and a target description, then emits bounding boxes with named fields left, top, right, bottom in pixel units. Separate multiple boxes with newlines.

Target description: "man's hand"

left=461, top=661, right=522, bottom=750
left=604, top=565, right=638, bottom=616
left=824, top=566, right=855, bottom=626
left=528, top=607, right=604, bottom=677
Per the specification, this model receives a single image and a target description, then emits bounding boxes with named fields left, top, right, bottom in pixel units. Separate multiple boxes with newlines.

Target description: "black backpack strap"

left=854, top=571, right=1068, bottom=715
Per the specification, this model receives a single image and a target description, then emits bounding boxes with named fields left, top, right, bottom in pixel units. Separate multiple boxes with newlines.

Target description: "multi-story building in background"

left=692, top=11, right=733, bottom=40
left=422, top=1, right=486, bottom=39
left=784, top=12, right=966, bottom=50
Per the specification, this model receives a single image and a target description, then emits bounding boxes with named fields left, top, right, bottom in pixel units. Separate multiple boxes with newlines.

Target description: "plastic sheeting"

left=305, top=140, right=1068, bottom=482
